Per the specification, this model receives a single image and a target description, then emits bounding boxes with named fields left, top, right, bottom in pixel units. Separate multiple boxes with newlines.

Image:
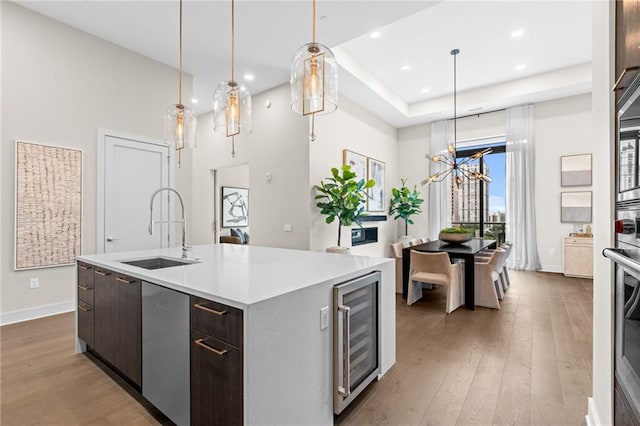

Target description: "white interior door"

left=99, top=133, right=171, bottom=253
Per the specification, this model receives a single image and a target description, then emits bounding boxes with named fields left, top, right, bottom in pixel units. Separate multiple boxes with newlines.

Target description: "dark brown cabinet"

left=77, top=262, right=94, bottom=346
left=92, top=266, right=141, bottom=387
left=190, top=296, right=243, bottom=425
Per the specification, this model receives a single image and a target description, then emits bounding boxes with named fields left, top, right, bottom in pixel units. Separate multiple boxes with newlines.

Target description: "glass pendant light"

left=213, top=0, right=252, bottom=157
left=290, top=0, right=338, bottom=142
left=164, top=0, right=196, bottom=168
left=422, top=49, right=491, bottom=188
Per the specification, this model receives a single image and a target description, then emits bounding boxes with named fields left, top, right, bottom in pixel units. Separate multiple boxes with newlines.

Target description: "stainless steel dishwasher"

left=333, top=271, right=381, bottom=414
left=142, top=282, right=190, bottom=426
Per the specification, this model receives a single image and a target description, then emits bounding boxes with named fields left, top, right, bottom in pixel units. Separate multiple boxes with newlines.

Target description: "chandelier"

left=422, top=49, right=491, bottom=188
left=164, top=0, right=196, bottom=168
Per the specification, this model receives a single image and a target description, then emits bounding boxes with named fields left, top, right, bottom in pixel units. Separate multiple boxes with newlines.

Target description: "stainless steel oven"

left=604, top=246, right=640, bottom=424
left=618, top=77, right=640, bottom=202
left=333, top=271, right=380, bottom=415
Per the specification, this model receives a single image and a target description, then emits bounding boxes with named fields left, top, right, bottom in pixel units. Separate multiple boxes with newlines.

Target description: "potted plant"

left=315, top=165, right=375, bottom=253
left=439, top=226, right=474, bottom=245
left=389, top=178, right=424, bottom=242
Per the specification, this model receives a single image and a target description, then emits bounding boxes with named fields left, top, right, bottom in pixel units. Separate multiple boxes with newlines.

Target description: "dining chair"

left=474, top=249, right=506, bottom=309
left=479, top=242, right=512, bottom=292
left=408, top=251, right=463, bottom=313
left=391, top=241, right=407, bottom=293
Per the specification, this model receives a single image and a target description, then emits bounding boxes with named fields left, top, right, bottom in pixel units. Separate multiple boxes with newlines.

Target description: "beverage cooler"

left=333, top=271, right=380, bottom=415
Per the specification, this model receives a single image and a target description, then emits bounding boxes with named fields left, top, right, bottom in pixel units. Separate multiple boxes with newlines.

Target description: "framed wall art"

left=221, top=186, right=249, bottom=228
left=367, top=157, right=386, bottom=212
left=561, top=191, right=592, bottom=223
left=343, top=149, right=367, bottom=183
left=561, top=153, right=592, bottom=187
left=15, top=141, right=83, bottom=270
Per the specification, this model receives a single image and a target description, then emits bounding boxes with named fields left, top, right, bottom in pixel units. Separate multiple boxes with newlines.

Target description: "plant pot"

left=438, top=232, right=472, bottom=245
left=326, top=246, right=351, bottom=254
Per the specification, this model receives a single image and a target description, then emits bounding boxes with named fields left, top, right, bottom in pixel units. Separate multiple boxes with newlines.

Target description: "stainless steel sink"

left=119, top=256, right=199, bottom=270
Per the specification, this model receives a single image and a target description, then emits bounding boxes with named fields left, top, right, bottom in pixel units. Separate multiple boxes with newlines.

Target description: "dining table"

left=402, top=238, right=497, bottom=310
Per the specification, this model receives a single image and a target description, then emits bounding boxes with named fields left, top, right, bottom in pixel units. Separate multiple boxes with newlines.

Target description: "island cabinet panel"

left=77, top=262, right=95, bottom=346
left=190, top=296, right=243, bottom=425
left=191, top=295, right=243, bottom=349
left=92, top=267, right=142, bottom=387
left=191, top=330, right=243, bottom=426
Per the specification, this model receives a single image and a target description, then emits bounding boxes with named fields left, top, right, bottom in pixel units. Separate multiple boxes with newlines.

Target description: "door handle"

left=338, top=305, right=351, bottom=397
left=106, top=237, right=119, bottom=242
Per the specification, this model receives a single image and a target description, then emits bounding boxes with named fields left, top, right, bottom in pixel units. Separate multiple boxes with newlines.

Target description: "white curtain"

left=505, top=105, right=541, bottom=271
left=427, top=120, right=453, bottom=240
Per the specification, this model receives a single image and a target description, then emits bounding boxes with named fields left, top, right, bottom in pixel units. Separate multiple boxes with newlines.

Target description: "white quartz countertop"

left=77, top=244, right=392, bottom=308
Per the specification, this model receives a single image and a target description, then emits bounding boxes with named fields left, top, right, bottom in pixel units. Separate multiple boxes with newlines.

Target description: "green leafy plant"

left=388, top=179, right=424, bottom=236
left=440, top=226, right=474, bottom=234
left=315, top=165, right=375, bottom=247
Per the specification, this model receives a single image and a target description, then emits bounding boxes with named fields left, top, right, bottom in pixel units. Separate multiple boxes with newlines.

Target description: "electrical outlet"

left=284, top=224, right=292, bottom=232
left=30, top=278, right=39, bottom=289
left=320, top=306, right=329, bottom=330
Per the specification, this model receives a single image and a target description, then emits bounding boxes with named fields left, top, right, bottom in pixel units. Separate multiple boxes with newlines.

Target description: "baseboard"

left=0, top=300, right=75, bottom=326
left=586, top=397, right=603, bottom=426
left=539, top=264, right=562, bottom=274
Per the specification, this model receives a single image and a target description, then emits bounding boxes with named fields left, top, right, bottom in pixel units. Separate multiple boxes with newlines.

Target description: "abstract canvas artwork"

left=15, top=141, right=82, bottom=270
left=343, top=149, right=367, bottom=183
left=222, top=186, right=249, bottom=228
left=367, top=157, right=386, bottom=212
left=561, top=154, right=592, bottom=187
left=561, top=191, right=592, bottom=223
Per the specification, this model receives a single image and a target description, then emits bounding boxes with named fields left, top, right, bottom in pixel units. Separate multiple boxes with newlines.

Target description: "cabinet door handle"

left=613, top=66, right=640, bottom=92
left=78, top=304, right=92, bottom=312
left=116, top=277, right=136, bottom=284
left=95, top=271, right=111, bottom=277
left=194, top=338, right=228, bottom=356
left=194, top=303, right=228, bottom=316
left=78, top=285, right=92, bottom=291
left=78, top=264, right=91, bottom=270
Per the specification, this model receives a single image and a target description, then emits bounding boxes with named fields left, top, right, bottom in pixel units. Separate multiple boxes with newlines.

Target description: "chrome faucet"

left=149, top=187, right=191, bottom=259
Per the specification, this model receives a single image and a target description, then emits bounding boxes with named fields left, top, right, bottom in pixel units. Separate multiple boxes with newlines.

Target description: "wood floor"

left=337, top=271, right=593, bottom=426
left=0, top=271, right=592, bottom=425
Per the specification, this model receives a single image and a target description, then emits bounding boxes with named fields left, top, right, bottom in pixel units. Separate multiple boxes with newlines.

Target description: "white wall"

left=191, top=84, right=310, bottom=250
left=590, top=1, right=614, bottom=424
left=535, top=94, right=593, bottom=272
left=1, top=3, right=192, bottom=323
left=310, top=96, right=398, bottom=257
left=397, top=93, right=594, bottom=273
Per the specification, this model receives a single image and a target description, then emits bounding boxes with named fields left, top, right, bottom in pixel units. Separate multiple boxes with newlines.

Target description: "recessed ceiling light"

left=191, top=98, right=198, bottom=104
left=421, top=88, right=430, bottom=93
left=515, top=64, right=526, bottom=71
left=510, top=29, right=525, bottom=39
left=370, top=31, right=381, bottom=39
left=400, top=65, right=410, bottom=71
left=244, top=73, right=255, bottom=82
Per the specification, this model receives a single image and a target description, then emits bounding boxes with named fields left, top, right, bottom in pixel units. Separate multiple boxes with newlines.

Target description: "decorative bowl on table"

left=438, top=227, right=473, bottom=245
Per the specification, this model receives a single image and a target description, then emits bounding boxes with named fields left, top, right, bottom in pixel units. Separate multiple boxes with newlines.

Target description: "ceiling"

left=16, top=0, right=592, bottom=128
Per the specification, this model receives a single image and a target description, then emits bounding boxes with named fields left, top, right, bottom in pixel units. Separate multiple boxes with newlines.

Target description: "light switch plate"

left=320, top=306, right=329, bottom=330
left=284, top=224, right=292, bottom=232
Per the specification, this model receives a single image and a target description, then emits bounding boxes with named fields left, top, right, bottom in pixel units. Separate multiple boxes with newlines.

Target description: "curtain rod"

left=448, top=107, right=506, bottom=121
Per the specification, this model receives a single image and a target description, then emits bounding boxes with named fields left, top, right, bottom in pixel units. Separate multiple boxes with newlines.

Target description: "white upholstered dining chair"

left=474, top=248, right=506, bottom=309
left=407, top=251, right=463, bottom=313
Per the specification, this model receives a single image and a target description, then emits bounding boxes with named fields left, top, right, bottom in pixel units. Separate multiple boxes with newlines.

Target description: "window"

left=451, top=142, right=506, bottom=243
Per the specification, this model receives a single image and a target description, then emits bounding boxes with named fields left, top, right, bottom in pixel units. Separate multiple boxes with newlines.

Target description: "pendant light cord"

left=312, top=0, right=316, bottom=44
left=452, top=49, right=458, bottom=163
left=179, top=0, right=183, bottom=105
left=231, top=0, right=235, bottom=82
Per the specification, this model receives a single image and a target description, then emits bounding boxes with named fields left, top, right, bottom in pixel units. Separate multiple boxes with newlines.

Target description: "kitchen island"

left=76, top=244, right=395, bottom=425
